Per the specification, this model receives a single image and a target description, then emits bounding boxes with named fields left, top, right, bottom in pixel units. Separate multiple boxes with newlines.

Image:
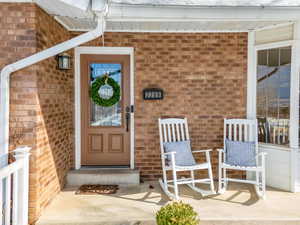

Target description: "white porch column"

left=290, top=21, right=300, bottom=192
left=247, top=31, right=256, bottom=120
left=246, top=31, right=256, bottom=180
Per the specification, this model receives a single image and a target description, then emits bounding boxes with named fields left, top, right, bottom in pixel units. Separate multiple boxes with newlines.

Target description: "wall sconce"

left=57, top=53, right=71, bottom=70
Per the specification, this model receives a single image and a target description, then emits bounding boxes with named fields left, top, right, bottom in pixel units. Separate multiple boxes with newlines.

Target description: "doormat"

left=75, top=185, right=119, bottom=195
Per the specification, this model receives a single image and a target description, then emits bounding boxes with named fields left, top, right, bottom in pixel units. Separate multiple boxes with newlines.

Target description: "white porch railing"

left=0, top=147, right=30, bottom=225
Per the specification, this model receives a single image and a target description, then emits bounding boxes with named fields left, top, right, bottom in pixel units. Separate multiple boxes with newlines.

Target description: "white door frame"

left=74, top=47, right=135, bottom=170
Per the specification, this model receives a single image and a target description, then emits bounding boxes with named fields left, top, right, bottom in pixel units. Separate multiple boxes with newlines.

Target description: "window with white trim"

left=256, top=46, right=291, bottom=146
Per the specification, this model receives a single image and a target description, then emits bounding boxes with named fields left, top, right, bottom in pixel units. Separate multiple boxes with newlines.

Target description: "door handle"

left=126, top=112, right=130, bottom=132
left=126, top=106, right=130, bottom=132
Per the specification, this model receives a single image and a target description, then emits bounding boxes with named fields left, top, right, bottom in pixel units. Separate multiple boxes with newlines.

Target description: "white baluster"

left=4, top=176, right=11, bottom=225
left=14, top=148, right=30, bottom=225
left=12, top=170, right=18, bottom=225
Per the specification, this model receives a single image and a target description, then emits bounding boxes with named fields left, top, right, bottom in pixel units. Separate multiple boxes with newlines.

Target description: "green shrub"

left=156, top=201, right=199, bottom=225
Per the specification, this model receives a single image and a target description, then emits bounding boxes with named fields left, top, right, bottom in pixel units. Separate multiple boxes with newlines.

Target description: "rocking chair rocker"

left=158, top=118, right=216, bottom=200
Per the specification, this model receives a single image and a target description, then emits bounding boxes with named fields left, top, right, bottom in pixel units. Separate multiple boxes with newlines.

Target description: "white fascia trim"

left=65, top=28, right=282, bottom=33
left=105, top=29, right=249, bottom=33
left=74, top=47, right=135, bottom=170
left=107, top=18, right=294, bottom=22
left=108, top=5, right=300, bottom=21
left=51, top=16, right=292, bottom=33
left=63, top=26, right=289, bottom=34
left=107, top=18, right=294, bottom=23
left=0, top=17, right=106, bottom=155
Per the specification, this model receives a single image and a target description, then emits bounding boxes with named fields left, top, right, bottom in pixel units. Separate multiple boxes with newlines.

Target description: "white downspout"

left=0, top=16, right=105, bottom=155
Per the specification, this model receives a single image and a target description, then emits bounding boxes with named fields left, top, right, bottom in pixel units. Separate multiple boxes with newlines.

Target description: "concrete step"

left=66, top=168, right=140, bottom=186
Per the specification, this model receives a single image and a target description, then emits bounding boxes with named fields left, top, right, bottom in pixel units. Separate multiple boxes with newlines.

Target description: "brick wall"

left=33, top=6, right=73, bottom=221
left=1, top=3, right=247, bottom=223
left=0, top=3, right=73, bottom=224
left=0, top=3, right=37, bottom=151
left=72, top=32, right=248, bottom=180
left=0, top=3, right=38, bottom=222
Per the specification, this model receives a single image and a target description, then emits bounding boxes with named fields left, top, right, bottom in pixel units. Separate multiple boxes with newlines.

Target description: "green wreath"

left=90, top=75, right=120, bottom=107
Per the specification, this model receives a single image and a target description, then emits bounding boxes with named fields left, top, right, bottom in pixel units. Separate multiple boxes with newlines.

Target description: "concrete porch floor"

left=36, top=182, right=300, bottom=225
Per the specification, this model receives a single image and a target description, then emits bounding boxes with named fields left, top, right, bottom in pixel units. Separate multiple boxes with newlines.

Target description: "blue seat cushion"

left=163, top=140, right=196, bottom=166
left=225, top=139, right=257, bottom=167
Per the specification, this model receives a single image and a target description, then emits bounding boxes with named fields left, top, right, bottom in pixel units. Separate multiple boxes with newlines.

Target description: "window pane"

left=90, top=63, right=122, bottom=127
left=257, top=47, right=291, bottom=146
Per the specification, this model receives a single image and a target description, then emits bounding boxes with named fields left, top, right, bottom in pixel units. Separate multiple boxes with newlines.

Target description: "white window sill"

left=259, top=143, right=291, bottom=152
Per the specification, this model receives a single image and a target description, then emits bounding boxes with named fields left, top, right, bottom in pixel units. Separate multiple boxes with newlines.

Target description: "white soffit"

left=36, top=0, right=92, bottom=18
left=55, top=16, right=97, bottom=31
left=55, top=16, right=292, bottom=32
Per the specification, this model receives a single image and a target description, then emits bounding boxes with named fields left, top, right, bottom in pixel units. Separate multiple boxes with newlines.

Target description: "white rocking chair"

left=158, top=118, right=216, bottom=200
left=218, top=119, right=267, bottom=199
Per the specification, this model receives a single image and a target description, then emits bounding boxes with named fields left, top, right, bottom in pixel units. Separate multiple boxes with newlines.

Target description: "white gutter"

left=0, top=16, right=105, bottom=155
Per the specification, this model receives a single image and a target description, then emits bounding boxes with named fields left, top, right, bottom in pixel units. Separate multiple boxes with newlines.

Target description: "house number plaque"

left=143, top=88, right=164, bottom=100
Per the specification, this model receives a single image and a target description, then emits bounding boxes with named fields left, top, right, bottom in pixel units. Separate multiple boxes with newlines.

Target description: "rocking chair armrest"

left=161, top=152, right=176, bottom=156
left=192, top=149, right=212, bottom=154
left=161, top=151, right=176, bottom=166
left=257, top=152, right=267, bottom=159
left=161, top=151, right=176, bottom=160
left=217, top=149, right=224, bottom=153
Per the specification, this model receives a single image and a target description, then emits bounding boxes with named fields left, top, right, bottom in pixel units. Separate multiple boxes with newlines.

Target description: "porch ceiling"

left=55, top=17, right=291, bottom=32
